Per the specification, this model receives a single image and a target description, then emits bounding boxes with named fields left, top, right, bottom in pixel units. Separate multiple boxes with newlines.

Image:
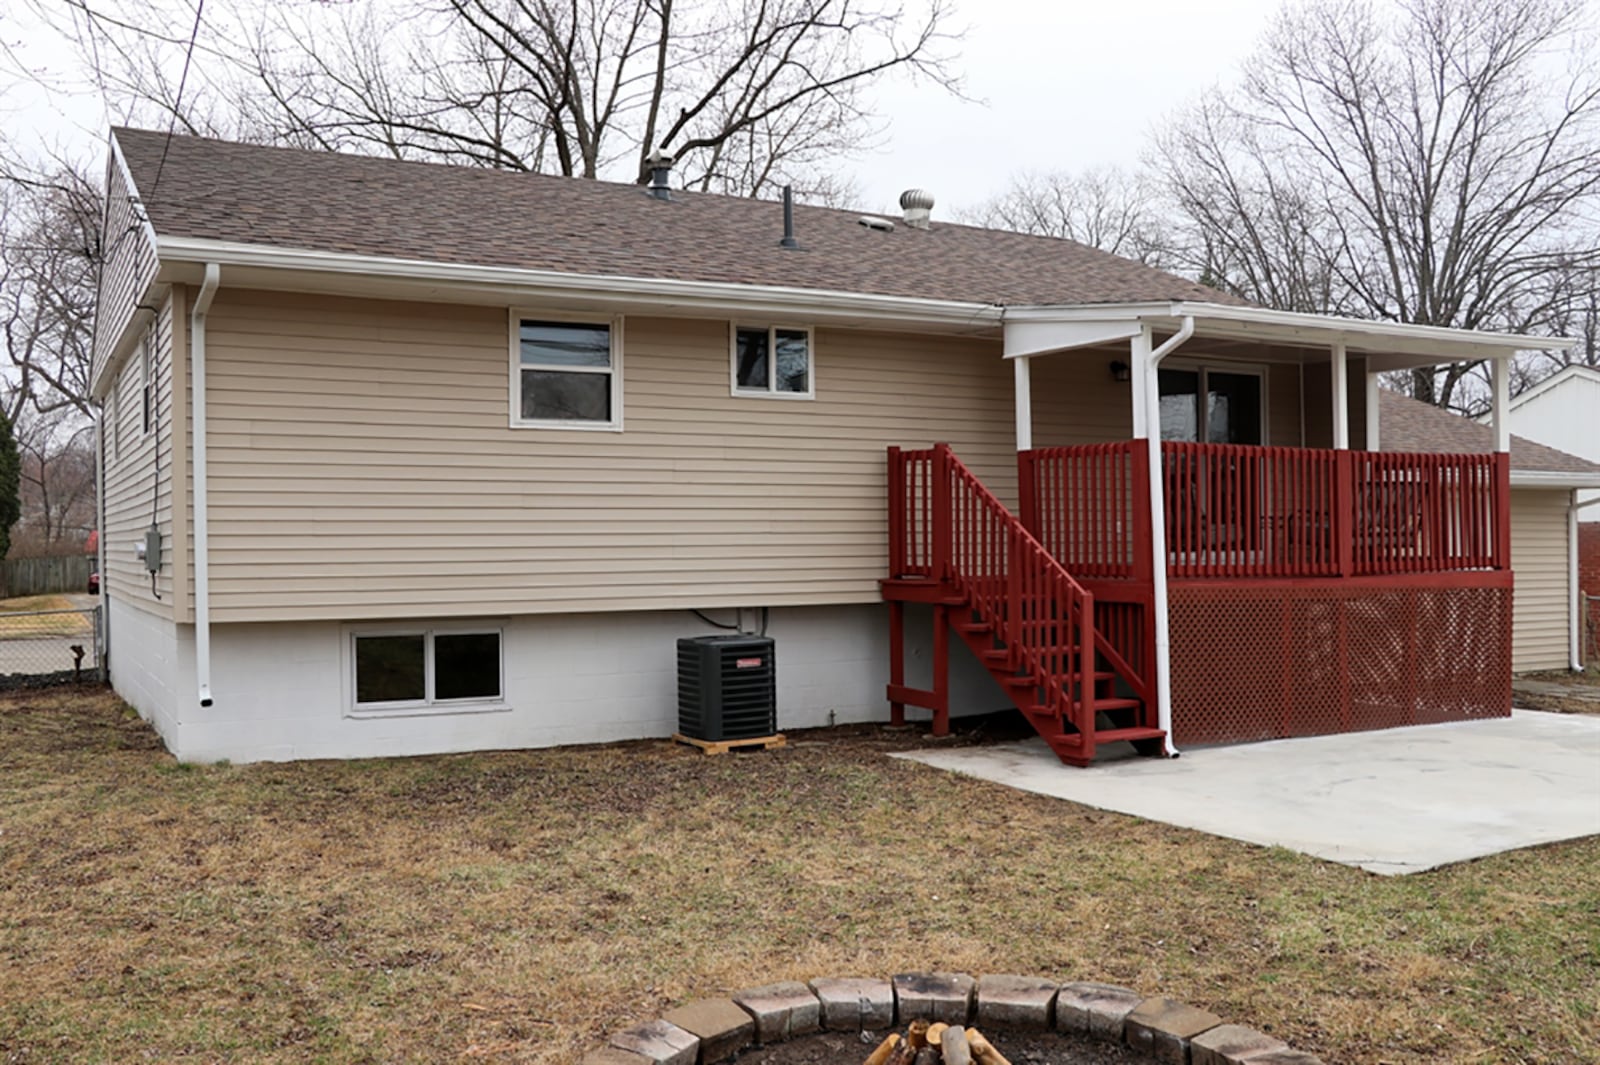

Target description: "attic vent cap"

left=899, top=188, right=934, bottom=229
left=644, top=148, right=674, bottom=201
left=858, top=215, right=895, bottom=231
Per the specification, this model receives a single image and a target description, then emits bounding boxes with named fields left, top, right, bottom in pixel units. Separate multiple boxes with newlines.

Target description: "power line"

left=146, top=0, right=205, bottom=207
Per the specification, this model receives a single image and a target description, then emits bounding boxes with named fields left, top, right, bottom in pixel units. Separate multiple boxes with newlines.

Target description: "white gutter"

left=1509, top=470, right=1600, bottom=489
left=95, top=402, right=108, bottom=671
left=155, top=236, right=1002, bottom=330
left=1141, top=316, right=1196, bottom=756
left=191, top=264, right=220, bottom=708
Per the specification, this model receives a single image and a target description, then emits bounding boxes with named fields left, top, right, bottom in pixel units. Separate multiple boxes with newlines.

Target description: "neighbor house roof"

left=1379, top=390, right=1600, bottom=484
left=112, top=127, right=1245, bottom=309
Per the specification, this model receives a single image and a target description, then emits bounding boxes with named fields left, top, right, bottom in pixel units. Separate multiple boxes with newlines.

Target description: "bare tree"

left=20, top=0, right=961, bottom=200
left=10, top=407, right=96, bottom=555
left=1153, top=0, right=1600, bottom=413
left=959, top=166, right=1171, bottom=264
left=0, top=156, right=101, bottom=421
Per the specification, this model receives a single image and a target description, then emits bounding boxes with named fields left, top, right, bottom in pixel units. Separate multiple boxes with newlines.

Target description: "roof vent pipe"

left=780, top=185, right=799, bottom=249
left=900, top=188, right=934, bottom=230
left=644, top=148, right=673, bottom=201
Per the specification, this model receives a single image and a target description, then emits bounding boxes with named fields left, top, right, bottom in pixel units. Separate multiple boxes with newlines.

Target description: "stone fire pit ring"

left=583, top=972, right=1327, bottom=1065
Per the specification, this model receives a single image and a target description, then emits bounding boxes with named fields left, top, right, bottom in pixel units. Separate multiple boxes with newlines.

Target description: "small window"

left=351, top=628, right=504, bottom=711
left=513, top=317, right=620, bottom=428
left=732, top=325, right=812, bottom=398
left=140, top=333, right=153, bottom=435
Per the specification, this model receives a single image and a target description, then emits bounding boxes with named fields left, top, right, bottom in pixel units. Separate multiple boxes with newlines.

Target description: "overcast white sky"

left=1, top=0, right=1284, bottom=215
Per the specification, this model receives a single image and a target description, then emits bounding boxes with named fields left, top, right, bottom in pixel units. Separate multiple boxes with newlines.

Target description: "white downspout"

left=1364, top=370, right=1381, bottom=451
left=95, top=403, right=108, bottom=671
left=1140, top=316, right=1196, bottom=756
left=1574, top=495, right=1600, bottom=671
left=191, top=264, right=220, bottom=707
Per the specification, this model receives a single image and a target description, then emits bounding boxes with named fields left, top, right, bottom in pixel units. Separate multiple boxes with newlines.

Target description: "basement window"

left=732, top=325, right=813, bottom=398
left=349, top=627, right=504, bottom=713
left=512, top=315, right=622, bottom=429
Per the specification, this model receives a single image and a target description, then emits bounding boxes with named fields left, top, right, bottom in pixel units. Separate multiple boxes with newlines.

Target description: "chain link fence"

left=0, top=606, right=104, bottom=690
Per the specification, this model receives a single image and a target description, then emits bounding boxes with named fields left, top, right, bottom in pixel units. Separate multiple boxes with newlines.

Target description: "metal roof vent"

left=644, top=148, right=673, bottom=201
left=858, top=215, right=895, bottom=231
left=900, top=188, right=934, bottom=229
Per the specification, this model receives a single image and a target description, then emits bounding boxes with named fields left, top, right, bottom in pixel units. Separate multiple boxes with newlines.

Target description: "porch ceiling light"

left=1109, top=360, right=1131, bottom=382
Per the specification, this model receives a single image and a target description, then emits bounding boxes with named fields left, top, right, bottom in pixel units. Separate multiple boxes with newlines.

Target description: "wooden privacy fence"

left=2, top=556, right=94, bottom=598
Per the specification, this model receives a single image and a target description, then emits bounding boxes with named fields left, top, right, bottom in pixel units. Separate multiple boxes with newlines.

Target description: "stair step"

left=1094, top=727, right=1167, bottom=744
left=953, top=620, right=993, bottom=635
left=1002, top=671, right=1114, bottom=689
left=1092, top=697, right=1143, bottom=712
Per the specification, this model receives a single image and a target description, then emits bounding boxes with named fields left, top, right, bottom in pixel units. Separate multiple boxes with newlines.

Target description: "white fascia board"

left=1003, top=318, right=1143, bottom=358
left=109, top=132, right=161, bottom=252
left=1510, top=470, right=1600, bottom=489
left=154, top=236, right=1004, bottom=331
left=1004, top=301, right=1576, bottom=362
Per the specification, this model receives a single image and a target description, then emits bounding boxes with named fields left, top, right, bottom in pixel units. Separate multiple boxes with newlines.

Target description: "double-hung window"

left=513, top=316, right=621, bottom=428
left=140, top=333, right=153, bottom=435
left=349, top=626, right=505, bottom=713
left=732, top=325, right=813, bottom=398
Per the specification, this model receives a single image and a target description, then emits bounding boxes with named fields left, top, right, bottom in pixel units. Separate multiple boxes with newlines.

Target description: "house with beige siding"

left=94, top=127, right=1582, bottom=764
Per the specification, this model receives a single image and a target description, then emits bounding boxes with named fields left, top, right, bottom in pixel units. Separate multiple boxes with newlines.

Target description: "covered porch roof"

left=1001, top=300, right=1577, bottom=371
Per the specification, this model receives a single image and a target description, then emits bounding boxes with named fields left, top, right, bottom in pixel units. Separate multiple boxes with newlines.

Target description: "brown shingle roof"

left=114, top=127, right=1248, bottom=308
left=1379, top=390, right=1600, bottom=475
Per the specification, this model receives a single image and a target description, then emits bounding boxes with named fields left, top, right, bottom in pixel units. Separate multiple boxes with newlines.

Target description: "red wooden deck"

left=884, top=440, right=1513, bottom=763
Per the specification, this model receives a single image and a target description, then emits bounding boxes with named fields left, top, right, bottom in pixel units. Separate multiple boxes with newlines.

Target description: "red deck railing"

left=1017, top=442, right=1510, bottom=581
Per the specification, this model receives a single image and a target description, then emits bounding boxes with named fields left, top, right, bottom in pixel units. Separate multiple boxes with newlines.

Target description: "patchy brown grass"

left=1514, top=668, right=1600, bottom=715
left=0, top=595, right=92, bottom=637
left=1, top=690, right=1596, bottom=1064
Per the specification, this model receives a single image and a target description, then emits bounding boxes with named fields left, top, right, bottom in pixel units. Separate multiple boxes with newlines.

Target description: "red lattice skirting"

left=1169, top=574, right=1513, bottom=747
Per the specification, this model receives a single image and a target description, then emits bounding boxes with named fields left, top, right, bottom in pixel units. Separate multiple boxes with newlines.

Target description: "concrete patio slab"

left=895, top=710, right=1600, bottom=875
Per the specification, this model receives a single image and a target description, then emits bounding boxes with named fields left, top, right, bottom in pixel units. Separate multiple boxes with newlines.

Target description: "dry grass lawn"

left=0, top=594, right=93, bottom=637
left=1, top=689, right=1596, bottom=1064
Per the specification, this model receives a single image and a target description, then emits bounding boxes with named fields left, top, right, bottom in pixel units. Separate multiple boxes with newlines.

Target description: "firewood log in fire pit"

left=866, top=1021, right=1014, bottom=1065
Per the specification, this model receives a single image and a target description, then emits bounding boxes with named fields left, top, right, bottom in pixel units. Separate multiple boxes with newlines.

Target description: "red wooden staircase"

left=882, top=444, right=1164, bottom=766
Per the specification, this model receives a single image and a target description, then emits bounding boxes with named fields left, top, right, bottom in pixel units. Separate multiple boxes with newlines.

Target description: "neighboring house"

left=1496, top=365, right=1600, bottom=520
left=1381, top=391, right=1600, bottom=672
left=94, top=128, right=1575, bottom=764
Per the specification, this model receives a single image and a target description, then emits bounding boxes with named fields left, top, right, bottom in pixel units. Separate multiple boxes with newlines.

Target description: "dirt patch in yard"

left=1513, top=669, right=1600, bottom=715
left=1, top=691, right=1596, bottom=1064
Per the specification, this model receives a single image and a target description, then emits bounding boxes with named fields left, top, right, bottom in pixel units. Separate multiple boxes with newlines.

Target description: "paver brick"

left=1054, top=982, right=1144, bottom=1041
left=975, top=974, right=1058, bottom=1030
left=1125, top=996, right=1223, bottom=1064
left=580, top=1049, right=652, bottom=1065
left=732, top=981, right=821, bottom=1043
left=609, top=1019, right=699, bottom=1065
left=1190, top=1024, right=1290, bottom=1065
left=893, top=972, right=976, bottom=1025
left=809, top=976, right=895, bottom=1031
left=660, top=999, right=754, bottom=1063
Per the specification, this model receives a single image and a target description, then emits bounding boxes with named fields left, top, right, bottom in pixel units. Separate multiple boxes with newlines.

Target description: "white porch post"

left=1331, top=341, right=1349, bottom=449
left=1491, top=356, right=1512, bottom=453
left=1364, top=370, right=1381, bottom=451
left=1136, top=325, right=1176, bottom=755
left=1014, top=354, right=1033, bottom=452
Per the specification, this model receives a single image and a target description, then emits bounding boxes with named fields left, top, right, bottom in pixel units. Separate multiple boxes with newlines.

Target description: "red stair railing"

left=891, top=445, right=1116, bottom=748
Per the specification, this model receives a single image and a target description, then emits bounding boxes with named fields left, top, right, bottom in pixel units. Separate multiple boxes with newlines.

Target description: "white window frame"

left=107, top=391, right=119, bottom=461
left=729, top=323, right=815, bottom=400
left=508, top=310, right=624, bottom=431
left=1158, top=357, right=1269, bottom=446
left=343, top=621, right=509, bottom=718
left=139, top=331, right=154, bottom=436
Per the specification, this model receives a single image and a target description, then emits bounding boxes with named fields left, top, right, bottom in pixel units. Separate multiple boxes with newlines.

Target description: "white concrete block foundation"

left=111, top=603, right=1009, bottom=763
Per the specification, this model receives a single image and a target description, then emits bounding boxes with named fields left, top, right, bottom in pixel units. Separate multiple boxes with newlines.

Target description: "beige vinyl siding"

left=102, top=292, right=175, bottom=609
left=94, top=153, right=159, bottom=379
left=201, top=291, right=1021, bottom=622
left=1510, top=487, right=1571, bottom=672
